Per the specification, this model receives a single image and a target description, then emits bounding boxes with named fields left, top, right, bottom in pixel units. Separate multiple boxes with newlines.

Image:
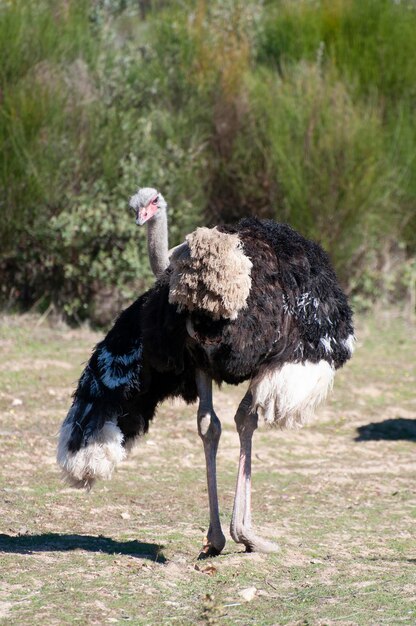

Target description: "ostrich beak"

left=135, top=194, right=159, bottom=226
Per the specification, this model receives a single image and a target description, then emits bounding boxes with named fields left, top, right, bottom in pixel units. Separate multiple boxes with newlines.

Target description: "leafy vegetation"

left=1, top=0, right=415, bottom=322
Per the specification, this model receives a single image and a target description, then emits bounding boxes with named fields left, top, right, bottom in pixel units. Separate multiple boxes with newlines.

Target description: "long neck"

left=147, top=210, right=169, bottom=279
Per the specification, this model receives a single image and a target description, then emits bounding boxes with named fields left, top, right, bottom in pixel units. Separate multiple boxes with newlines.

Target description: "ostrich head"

left=129, top=187, right=167, bottom=226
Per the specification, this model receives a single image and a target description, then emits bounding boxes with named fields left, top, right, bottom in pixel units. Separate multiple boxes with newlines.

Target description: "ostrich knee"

left=198, top=410, right=221, bottom=443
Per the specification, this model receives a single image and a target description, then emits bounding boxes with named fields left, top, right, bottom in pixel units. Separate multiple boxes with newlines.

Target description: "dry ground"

left=0, top=312, right=415, bottom=625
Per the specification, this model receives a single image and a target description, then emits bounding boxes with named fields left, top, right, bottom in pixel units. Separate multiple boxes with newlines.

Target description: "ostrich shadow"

left=0, top=532, right=166, bottom=562
left=355, top=417, right=416, bottom=442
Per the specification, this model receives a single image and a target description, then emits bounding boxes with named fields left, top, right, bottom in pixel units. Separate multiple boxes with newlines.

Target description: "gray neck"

left=147, top=210, right=169, bottom=279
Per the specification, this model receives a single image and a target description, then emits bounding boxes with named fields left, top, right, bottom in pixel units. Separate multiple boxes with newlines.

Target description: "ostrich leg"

left=230, top=390, right=279, bottom=553
left=196, top=369, right=226, bottom=558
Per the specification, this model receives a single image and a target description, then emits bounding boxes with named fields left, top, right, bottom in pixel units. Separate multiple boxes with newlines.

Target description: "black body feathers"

left=59, top=218, right=354, bottom=483
left=190, top=218, right=353, bottom=383
left=63, top=288, right=197, bottom=457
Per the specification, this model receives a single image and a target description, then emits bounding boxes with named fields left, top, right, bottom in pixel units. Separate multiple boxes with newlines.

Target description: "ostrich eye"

left=153, top=195, right=159, bottom=205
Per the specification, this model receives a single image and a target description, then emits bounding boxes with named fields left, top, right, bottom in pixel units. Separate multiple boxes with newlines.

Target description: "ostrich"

left=57, top=188, right=354, bottom=556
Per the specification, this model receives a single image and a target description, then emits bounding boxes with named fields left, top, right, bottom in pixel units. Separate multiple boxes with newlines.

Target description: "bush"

left=1, top=0, right=415, bottom=321
left=248, top=63, right=403, bottom=284
left=0, top=0, right=207, bottom=322
left=259, top=0, right=416, bottom=103
left=258, top=0, right=416, bottom=262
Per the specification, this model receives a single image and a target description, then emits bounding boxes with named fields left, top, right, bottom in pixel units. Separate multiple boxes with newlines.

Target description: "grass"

left=0, top=311, right=415, bottom=624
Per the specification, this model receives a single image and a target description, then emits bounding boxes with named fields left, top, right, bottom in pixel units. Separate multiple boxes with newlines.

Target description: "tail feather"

left=57, top=288, right=198, bottom=489
left=57, top=297, right=147, bottom=488
left=57, top=402, right=126, bottom=488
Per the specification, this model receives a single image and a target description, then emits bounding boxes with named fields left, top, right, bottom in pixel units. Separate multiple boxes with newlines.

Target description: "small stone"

left=238, top=586, right=257, bottom=602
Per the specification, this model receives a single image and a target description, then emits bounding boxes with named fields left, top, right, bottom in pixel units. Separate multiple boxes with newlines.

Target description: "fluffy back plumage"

left=169, top=226, right=253, bottom=320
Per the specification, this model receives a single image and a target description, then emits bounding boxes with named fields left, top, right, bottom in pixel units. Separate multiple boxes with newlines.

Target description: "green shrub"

left=1, top=0, right=415, bottom=321
left=258, top=0, right=416, bottom=263
left=0, top=0, right=207, bottom=322
left=260, top=0, right=416, bottom=102
left=248, top=63, right=402, bottom=282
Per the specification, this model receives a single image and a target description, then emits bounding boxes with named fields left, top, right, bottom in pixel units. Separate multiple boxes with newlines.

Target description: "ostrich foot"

left=231, top=526, right=279, bottom=553
left=198, top=530, right=226, bottom=559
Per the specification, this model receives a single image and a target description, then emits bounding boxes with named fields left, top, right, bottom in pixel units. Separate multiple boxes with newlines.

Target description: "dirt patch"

left=0, top=314, right=415, bottom=625
left=0, top=601, right=13, bottom=619
left=0, top=359, right=73, bottom=372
